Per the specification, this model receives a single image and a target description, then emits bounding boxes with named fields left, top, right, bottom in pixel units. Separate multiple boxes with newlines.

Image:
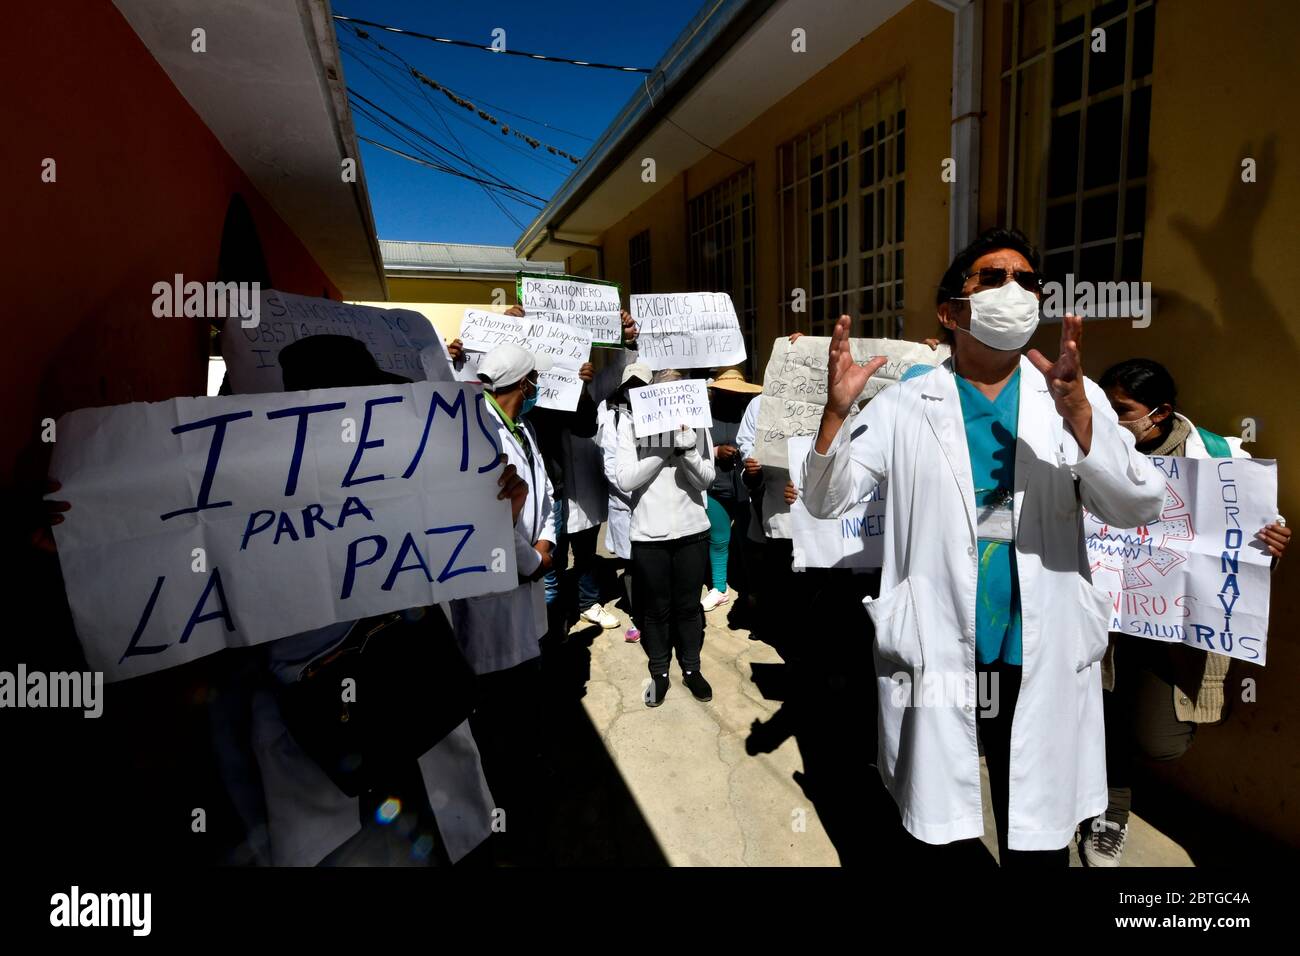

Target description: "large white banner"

left=517, top=273, right=623, bottom=346
left=222, top=290, right=453, bottom=393
left=787, top=436, right=886, bottom=571
left=50, top=382, right=518, bottom=682
left=631, top=292, right=746, bottom=371
left=1085, top=456, right=1277, bottom=665
left=627, top=379, right=713, bottom=438
left=458, top=310, right=593, bottom=411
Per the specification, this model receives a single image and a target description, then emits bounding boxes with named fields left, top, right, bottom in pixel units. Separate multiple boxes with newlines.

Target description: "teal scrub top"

left=954, top=369, right=1023, bottom=666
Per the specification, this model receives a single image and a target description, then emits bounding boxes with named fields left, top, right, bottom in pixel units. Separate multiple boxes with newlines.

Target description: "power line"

left=333, top=13, right=651, bottom=73
left=339, top=37, right=573, bottom=178
left=357, top=136, right=545, bottom=210
left=341, top=23, right=583, bottom=163
left=348, top=90, right=550, bottom=203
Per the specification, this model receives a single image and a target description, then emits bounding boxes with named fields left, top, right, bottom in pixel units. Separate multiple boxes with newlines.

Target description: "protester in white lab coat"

left=448, top=341, right=557, bottom=864
left=597, top=361, right=653, bottom=642
left=253, top=335, right=530, bottom=866
left=1078, top=357, right=1291, bottom=866
left=615, top=369, right=716, bottom=706
left=800, top=228, right=1164, bottom=865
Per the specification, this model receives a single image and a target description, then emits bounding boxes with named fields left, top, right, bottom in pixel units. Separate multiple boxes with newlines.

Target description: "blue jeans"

left=544, top=497, right=601, bottom=612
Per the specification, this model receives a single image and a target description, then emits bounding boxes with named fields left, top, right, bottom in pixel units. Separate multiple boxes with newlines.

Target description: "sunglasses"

left=961, top=268, right=1045, bottom=293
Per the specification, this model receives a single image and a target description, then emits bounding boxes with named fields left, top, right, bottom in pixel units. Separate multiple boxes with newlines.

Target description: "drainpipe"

left=933, top=0, right=983, bottom=259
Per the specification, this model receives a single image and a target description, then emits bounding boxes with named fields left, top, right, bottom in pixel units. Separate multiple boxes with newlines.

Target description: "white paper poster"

left=222, top=290, right=453, bottom=393
left=49, top=382, right=518, bottom=682
left=517, top=273, right=623, bottom=346
left=754, top=335, right=948, bottom=467
left=458, top=310, right=593, bottom=411
left=787, top=436, right=886, bottom=571
left=627, top=379, right=713, bottom=438
left=1085, top=455, right=1276, bottom=665
left=631, top=292, right=746, bottom=371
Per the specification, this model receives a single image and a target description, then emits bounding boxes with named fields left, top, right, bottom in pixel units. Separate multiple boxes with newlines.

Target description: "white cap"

left=620, top=361, right=652, bottom=387
left=476, top=343, right=553, bottom=389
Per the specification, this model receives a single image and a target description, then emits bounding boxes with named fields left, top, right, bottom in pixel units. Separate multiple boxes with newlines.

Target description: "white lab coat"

left=596, top=400, right=633, bottom=560
left=451, top=401, right=556, bottom=675
left=801, top=355, right=1164, bottom=850
left=251, top=607, right=496, bottom=866
left=560, top=430, right=609, bottom=534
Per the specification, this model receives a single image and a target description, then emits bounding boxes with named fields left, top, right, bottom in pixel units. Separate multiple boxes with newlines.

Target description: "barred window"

left=629, top=229, right=652, bottom=295
left=687, top=166, right=756, bottom=375
left=1003, top=0, right=1156, bottom=286
left=777, top=79, right=905, bottom=340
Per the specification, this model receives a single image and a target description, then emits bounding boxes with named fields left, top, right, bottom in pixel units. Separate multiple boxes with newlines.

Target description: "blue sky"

left=335, top=0, right=703, bottom=248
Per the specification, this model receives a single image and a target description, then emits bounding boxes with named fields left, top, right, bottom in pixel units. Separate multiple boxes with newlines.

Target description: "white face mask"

left=952, top=280, right=1041, bottom=351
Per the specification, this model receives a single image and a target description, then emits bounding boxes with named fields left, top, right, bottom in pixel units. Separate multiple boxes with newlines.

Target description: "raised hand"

left=1027, top=313, right=1092, bottom=453
left=825, top=315, right=887, bottom=421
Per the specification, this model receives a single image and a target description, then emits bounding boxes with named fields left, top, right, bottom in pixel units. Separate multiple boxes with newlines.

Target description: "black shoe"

left=683, top=670, right=713, bottom=702
left=644, top=673, right=670, bottom=707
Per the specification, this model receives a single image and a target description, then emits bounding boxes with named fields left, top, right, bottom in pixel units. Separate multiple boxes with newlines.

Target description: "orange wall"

left=1, top=0, right=339, bottom=495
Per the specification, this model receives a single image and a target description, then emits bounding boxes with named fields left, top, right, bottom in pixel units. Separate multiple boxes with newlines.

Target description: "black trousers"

left=977, top=660, right=1070, bottom=868
left=1102, top=635, right=1197, bottom=826
left=630, top=530, right=709, bottom=676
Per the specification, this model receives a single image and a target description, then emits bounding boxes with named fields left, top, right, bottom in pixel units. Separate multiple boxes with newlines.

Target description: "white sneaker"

left=580, top=603, right=618, bottom=629
left=700, top=588, right=730, bottom=612
left=1080, top=818, right=1128, bottom=867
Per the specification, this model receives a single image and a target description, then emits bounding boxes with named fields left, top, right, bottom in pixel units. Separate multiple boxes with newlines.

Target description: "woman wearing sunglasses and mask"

left=1080, top=358, right=1290, bottom=867
left=799, top=227, right=1164, bottom=867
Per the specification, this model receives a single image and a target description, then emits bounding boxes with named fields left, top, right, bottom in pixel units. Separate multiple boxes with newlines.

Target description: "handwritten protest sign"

left=754, top=335, right=948, bottom=468
left=787, top=436, right=886, bottom=571
left=627, top=379, right=713, bottom=439
left=517, top=273, right=623, bottom=346
left=458, top=309, right=593, bottom=411
left=631, top=292, right=746, bottom=371
left=1085, top=456, right=1276, bottom=665
left=49, top=383, right=517, bottom=682
left=223, top=290, right=453, bottom=393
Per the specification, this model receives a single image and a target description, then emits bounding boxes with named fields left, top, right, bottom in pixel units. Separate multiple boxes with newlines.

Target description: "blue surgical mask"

left=520, top=384, right=538, bottom=416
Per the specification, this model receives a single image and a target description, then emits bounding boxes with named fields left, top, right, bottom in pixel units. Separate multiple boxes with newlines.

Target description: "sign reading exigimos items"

left=517, top=272, right=624, bottom=346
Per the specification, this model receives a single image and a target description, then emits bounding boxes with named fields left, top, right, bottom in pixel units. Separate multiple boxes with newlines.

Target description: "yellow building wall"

left=595, top=0, right=953, bottom=373
left=583, top=0, right=1300, bottom=846
left=385, top=275, right=519, bottom=305
left=1007, top=0, right=1299, bottom=847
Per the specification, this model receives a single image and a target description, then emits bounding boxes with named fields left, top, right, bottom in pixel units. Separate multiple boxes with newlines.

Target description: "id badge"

left=976, top=497, right=1014, bottom=543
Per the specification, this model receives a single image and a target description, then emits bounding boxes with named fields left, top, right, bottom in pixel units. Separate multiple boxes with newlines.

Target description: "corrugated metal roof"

left=380, top=239, right=564, bottom=276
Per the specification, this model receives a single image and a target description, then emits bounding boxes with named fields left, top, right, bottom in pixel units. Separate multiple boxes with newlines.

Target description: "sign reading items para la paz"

left=49, top=382, right=518, bottom=682
left=517, top=273, right=623, bottom=347
left=1084, top=455, right=1277, bottom=666
left=631, top=292, right=746, bottom=371
left=458, top=309, right=593, bottom=411
left=627, top=379, right=713, bottom=439
left=222, top=290, right=453, bottom=393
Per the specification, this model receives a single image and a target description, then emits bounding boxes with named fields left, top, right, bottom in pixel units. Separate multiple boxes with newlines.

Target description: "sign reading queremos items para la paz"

left=458, top=309, right=593, bottom=411
left=627, top=379, right=713, bottom=439
left=787, top=436, right=886, bottom=571
left=631, top=292, right=746, bottom=371
left=49, top=382, right=518, bottom=682
left=517, top=273, right=623, bottom=346
left=1084, top=455, right=1277, bottom=665
left=222, top=290, right=454, bottom=393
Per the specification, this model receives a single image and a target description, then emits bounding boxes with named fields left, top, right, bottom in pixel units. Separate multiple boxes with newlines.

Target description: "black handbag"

left=276, top=606, right=477, bottom=797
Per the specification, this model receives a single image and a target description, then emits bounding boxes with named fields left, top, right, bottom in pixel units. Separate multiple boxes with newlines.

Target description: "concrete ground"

left=553, top=572, right=1194, bottom=868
